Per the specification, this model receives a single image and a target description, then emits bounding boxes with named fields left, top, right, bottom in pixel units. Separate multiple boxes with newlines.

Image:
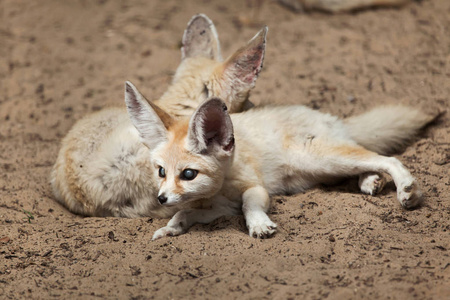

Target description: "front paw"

left=397, top=181, right=423, bottom=209
left=246, top=212, right=277, bottom=239
left=152, top=225, right=184, bottom=240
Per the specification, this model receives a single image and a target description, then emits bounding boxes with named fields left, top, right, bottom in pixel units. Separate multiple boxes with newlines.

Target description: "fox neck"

left=152, top=57, right=253, bottom=117
left=155, top=58, right=220, bottom=117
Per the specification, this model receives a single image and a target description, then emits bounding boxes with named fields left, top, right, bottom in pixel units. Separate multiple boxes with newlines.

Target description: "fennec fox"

left=123, top=87, right=438, bottom=239
left=51, top=15, right=267, bottom=218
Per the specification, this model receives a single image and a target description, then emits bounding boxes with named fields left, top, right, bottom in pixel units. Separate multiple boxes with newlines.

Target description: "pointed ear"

left=125, top=81, right=173, bottom=149
left=181, top=14, right=222, bottom=61
left=221, top=26, right=267, bottom=93
left=187, top=98, right=234, bottom=156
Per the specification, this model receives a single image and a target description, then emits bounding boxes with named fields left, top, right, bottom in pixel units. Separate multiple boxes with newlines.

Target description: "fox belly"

left=230, top=105, right=355, bottom=195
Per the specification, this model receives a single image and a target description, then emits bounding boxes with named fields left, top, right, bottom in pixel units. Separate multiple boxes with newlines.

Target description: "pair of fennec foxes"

left=52, top=14, right=438, bottom=239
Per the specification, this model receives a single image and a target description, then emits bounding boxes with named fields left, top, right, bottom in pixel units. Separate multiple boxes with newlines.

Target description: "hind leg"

left=298, top=143, right=422, bottom=208
left=359, top=172, right=386, bottom=195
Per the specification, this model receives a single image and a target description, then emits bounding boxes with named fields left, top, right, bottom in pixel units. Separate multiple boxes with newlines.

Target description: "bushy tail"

left=344, top=106, right=441, bottom=156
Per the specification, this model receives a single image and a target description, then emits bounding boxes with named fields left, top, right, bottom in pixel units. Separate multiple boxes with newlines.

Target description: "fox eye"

left=158, top=167, right=166, bottom=178
left=180, top=169, right=198, bottom=181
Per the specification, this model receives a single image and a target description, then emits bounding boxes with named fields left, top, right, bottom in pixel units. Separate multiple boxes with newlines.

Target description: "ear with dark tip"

left=181, top=14, right=222, bottom=61
left=187, top=98, right=234, bottom=156
left=222, top=26, right=267, bottom=92
left=125, top=81, right=173, bottom=149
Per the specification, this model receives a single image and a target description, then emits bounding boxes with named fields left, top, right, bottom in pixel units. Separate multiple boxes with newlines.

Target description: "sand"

left=1, top=0, right=449, bottom=299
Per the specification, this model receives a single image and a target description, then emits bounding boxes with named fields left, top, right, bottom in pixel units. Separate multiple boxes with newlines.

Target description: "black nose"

left=158, top=195, right=167, bottom=204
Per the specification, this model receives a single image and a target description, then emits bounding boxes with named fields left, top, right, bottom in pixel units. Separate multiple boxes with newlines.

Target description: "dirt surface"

left=1, top=0, right=449, bottom=299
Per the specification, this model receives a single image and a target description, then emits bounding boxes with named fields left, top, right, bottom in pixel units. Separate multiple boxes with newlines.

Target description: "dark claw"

left=403, top=185, right=413, bottom=193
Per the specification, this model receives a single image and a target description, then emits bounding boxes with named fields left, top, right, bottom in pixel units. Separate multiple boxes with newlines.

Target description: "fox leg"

left=359, top=172, right=387, bottom=195
left=152, top=196, right=238, bottom=240
left=301, top=144, right=422, bottom=208
left=242, top=186, right=278, bottom=238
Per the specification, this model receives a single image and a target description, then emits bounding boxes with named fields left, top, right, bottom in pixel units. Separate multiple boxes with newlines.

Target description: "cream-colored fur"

left=134, top=94, right=437, bottom=239
left=51, top=14, right=267, bottom=217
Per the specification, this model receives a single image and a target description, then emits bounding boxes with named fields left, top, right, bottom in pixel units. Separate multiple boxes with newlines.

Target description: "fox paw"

left=152, top=225, right=184, bottom=240
left=359, top=173, right=386, bottom=196
left=246, top=212, right=277, bottom=239
left=397, top=181, right=423, bottom=209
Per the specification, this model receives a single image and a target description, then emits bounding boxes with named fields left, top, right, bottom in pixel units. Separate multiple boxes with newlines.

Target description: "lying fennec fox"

left=122, top=83, right=437, bottom=239
left=51, top=14, right=267, bottom=217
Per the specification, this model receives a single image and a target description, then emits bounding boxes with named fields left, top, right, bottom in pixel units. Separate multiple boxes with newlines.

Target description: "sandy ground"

left=1, top=0, right=449, bottom=299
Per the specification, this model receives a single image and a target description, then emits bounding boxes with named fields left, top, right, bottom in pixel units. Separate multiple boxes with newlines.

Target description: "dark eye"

left=158, top=167, right=166, bottom=178
left=180, top=169, right=198, bottom=181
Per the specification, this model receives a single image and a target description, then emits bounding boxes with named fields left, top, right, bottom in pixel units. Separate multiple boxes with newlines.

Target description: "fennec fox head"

left=159, top=14, right=267, bottom=116
left=126, top=82, right=234, bottom=206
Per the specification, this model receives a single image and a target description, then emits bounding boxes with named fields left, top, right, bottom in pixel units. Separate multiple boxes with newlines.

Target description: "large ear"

left=181, top=14, right=222, bottom=61
left=125, top=81, right=173, bottom=149
left=187, top=98, right=234, bottom=156
left=221, top=26, right=267, bottom=93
